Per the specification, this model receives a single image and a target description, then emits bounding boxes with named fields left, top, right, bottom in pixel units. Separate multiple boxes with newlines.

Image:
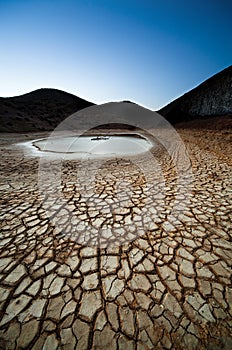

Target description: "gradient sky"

left=0, top=0, right=231, bottom=109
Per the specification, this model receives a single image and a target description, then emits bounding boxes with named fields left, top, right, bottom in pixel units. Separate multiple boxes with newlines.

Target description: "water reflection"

left=33, top=134, right=153, bottom=158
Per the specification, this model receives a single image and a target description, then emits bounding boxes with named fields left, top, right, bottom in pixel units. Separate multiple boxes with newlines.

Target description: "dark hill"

left=0, top=88, right=94, bottom=132
left=159, top=65, right=232, bottom=124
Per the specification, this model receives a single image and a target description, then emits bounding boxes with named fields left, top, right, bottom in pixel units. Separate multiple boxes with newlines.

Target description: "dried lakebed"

left=0, top=128, right=231, bottom=350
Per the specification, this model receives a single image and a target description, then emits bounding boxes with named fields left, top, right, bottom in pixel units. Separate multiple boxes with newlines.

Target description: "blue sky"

left=0, top=0, right=231, bottom=109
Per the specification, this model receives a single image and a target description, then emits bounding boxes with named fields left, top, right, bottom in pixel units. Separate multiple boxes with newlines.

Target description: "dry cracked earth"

left=0, top=122, right=231, bottom=350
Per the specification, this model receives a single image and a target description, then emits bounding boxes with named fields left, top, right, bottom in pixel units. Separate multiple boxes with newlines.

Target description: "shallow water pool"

left=32, top=134, right=153, bottom=158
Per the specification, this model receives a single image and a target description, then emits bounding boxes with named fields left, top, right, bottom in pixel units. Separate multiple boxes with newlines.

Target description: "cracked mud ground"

left=0, top=125, right=231, bottom=350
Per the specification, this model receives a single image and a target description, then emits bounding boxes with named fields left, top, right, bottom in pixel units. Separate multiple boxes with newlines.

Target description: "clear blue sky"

left=0, top=0, right=231, bottom=109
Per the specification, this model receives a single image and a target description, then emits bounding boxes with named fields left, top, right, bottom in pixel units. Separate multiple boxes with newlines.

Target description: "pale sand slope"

left=0, top=120, right=231, bottom=350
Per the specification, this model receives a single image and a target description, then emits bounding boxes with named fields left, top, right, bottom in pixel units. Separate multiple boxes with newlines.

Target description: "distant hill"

left=159, top=65, right=232, bottom=124
left=1, top=66, right=231, bottom=132
left=0, top=88, right=94, bottom=132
